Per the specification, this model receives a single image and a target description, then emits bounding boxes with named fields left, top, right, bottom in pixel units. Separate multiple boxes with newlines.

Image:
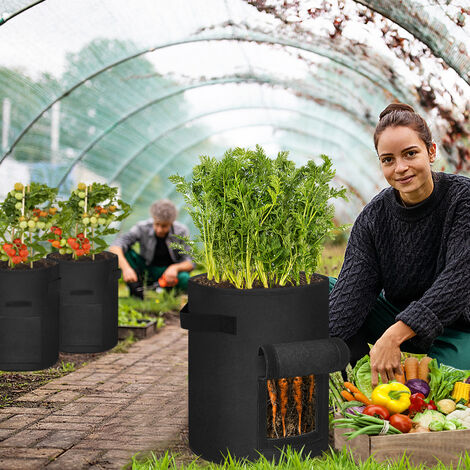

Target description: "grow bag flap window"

left=260, top=337, right=349, bottom=379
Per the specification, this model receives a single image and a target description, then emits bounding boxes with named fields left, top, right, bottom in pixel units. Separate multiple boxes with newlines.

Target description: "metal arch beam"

left=354, top=1, right=470, bottom=86
left=0, top=31, right=410, bottom=165
left=2, top=0, right=466, bottom=85
left=108, top=105, right=374, bottom=185
left=56, top=76, right=375, bottom=188
left=112, top=108, right=376, bottom=200
left=128, top=122, right=379, bottom=206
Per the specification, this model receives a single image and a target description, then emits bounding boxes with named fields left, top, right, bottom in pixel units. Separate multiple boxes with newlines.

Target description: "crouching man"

left=109, top=199, right=194, bottom=298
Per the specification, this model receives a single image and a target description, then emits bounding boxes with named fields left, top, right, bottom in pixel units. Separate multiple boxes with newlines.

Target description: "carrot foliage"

left=169, top=145, right=347, bottom=288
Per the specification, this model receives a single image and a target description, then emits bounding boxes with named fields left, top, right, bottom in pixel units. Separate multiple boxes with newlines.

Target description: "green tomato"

left=15, top=201, right=22, bottom=210
left=98, top=217, right=106, bottom=225
left=90, top=216, right=97, bottom=224
left=59, top=248, right=67, bottom=255
left=78, top=200, right=85, bottom=207
left=60, top=238, right=67, bottom=247
left=19, top=221, right=28, bottom=229
left=27, top=220, right=36, bottom=228
left=14, top=192, right=23, bottom=200
left=37, top=221, right=46, bottom=230
left=78, top=191, right=86, bottom=199
left=66, top=248, right=72, bottom=254
left=0, top=254, right=8, bottom=261
left=83, top=217, right=90, bottom=225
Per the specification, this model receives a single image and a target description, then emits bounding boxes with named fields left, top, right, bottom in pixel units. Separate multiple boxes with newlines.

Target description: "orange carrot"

left=293, top=376, right=303, bottom=434
left=309, top=374, right=315, bottom=403
left=278, top=378, right=289, bottom=437
left=267, top=380, right=277, bottom=434
left=418, top=357, right=432, bottom=383
left=404, top=357, right=419, bottom=381
left=341, top=390, right=355, bottom=401
left=395, top=369, right=406, bottom=384
left=353, top=391, right=372, bottom=406
left=343, top=382, right=360, bottom=394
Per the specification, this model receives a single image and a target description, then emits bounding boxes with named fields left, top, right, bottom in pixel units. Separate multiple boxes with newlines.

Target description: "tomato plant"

left=51, top=182, right=131, bottom=260
left=0, top=182, right=59, bottom=268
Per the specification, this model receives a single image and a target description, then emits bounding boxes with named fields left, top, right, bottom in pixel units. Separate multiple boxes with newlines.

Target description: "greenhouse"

left=1, top=1, right=470, bottom=469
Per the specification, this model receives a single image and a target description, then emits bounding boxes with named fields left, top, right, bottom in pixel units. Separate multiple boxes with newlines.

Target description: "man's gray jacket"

left=112, top=218, right=194, bottom=267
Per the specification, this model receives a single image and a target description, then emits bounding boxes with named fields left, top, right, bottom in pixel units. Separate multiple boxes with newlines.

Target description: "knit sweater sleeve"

left=329, top=210, right=382, bottom=340
left=395, top=197, right=470, bottom=350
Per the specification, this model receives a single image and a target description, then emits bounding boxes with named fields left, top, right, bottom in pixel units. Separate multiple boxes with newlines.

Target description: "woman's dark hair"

left=374, top=103, right=433, bottom=153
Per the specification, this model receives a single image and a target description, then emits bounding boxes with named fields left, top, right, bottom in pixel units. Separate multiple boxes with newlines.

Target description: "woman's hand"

left=369, top=336, right=402, bottom=388
left=370, top=320, right=416, bottom=388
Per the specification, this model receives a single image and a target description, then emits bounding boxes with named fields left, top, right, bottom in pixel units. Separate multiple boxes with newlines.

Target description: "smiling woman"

left=329, top=102, right=470, bottom=385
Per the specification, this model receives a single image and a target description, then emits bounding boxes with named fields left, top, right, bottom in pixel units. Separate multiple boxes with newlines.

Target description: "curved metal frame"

left=108, top=105, right=374, bottom=188
left=0, top=31, right=412, bottom=165
left=56, top=76, right=375, bottom=187
left=128, top=122, right=380, bottom=205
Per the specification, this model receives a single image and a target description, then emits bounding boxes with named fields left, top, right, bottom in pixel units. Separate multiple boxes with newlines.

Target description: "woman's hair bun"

left=379, top=103, right=415, bottom=120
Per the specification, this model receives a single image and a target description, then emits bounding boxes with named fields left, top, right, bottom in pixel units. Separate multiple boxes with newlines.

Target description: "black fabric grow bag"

left=48, top=252, right=120, bottom=353
left=181, top=273, right=349, bottom=463
left=0, top=260, right=60, bottom=371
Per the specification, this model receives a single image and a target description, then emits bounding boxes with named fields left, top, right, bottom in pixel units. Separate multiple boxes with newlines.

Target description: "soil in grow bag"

left=0, top=259, right=60, bottom=371
left=48, top=251, right=120, bottom=353
left=266, top=374, right=316, bottom=439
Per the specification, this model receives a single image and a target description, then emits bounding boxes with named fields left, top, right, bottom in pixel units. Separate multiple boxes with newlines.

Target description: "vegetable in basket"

left=371, top=382, right=411, bottom=414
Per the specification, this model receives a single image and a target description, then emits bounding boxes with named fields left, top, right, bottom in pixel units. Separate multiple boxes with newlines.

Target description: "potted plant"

left=47, top=182, right=131, bottom=353
left=169, top=146, right=350, bottom=462
left=0, top=182, right=60, bottom=371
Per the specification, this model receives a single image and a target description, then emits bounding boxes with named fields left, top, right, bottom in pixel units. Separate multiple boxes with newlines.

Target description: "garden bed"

left=118, top=319, right=157, bottom=340
left=334, top=419, right=470, bottom=466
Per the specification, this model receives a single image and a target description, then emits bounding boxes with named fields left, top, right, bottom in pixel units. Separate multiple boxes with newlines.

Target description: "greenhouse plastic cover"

left=0, top=0, right=469, bottom=231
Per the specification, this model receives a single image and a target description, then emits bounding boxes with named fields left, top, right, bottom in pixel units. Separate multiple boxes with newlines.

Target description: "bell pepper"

left=426, top=399, right=437, bottom=410
left=371, top=382, right=411, bottom=414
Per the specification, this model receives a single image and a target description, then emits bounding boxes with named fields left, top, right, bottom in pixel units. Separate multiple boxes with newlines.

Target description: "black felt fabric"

left=261, top=337, right=349, bottom=379
left=330, top=171, right=470, bottom=351
left=183, top=274, right=348, bottom=463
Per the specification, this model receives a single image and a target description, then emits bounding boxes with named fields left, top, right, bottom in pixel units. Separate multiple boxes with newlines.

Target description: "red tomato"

left=19, top=249, right=28, bottom=257
left=75, top=249, right=85, bottom=257
left=53, top=228, right=62, bottom=236
left=70, top=242, right=80, bottom=251
left=389, top=414, right=412, bottom=433
left=11, top=255, right=22, bottom=264
left=52, top=240, right=61, bottom=249
left=2, top=243, right=13, bottom=250
left=77, top=233, right=85, bottom=240
left=362, top=405, right=390, bottom=420
left=6, top=248, right=17, bottom=257
left=67, top=237, right=76, bottom=246
left=13, top=238, right=22, bottom=246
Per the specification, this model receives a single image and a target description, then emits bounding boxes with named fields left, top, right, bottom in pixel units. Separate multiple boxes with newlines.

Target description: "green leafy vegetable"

left=169, top=145, right=347, bottom=288
left=428, top=358, right=470, bottom=402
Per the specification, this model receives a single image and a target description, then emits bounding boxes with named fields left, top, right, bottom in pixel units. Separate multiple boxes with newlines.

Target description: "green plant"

left=118, top=303, right=153, bottom=326
left=59, top=361, right=75, bottom=372
left=0, top=182, right=59, bottom=268
left=169, top=145, right=347, bottom=288
left=50, top=182, right=131, bottom=260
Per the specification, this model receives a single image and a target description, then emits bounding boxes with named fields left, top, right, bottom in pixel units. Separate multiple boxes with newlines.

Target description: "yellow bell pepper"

left=371, top=382, right=411, bottom=414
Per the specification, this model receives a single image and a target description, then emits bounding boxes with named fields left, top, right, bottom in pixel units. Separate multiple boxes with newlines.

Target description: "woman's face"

left=377, top=125, right=436, bottom=205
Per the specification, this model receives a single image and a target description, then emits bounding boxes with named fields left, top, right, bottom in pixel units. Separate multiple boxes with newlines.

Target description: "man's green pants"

left=329, top=277, right=470, bottom=369
left=124, top=248, right=190, bottom=295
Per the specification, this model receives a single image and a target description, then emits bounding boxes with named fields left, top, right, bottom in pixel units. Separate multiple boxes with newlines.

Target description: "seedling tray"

left=334, top=416, right=470, bottom=466
left=118, top=319, right=156, bottom=340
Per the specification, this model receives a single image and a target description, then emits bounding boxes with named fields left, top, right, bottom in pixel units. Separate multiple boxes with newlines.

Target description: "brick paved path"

left=0, top=320, right=189, bottom=469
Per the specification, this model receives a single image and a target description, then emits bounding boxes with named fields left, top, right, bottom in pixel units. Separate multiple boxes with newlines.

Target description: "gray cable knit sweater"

left=329, top=171, right=470, bottom=351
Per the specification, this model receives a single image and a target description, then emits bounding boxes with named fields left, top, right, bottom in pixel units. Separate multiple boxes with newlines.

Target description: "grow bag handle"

left=260, top=337, right=349, bottom=379
left=179, top=303, right=237, bottom=335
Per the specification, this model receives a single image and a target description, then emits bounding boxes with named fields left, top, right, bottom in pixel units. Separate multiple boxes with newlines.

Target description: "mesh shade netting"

left=0, top=0, right=469, bottom=232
